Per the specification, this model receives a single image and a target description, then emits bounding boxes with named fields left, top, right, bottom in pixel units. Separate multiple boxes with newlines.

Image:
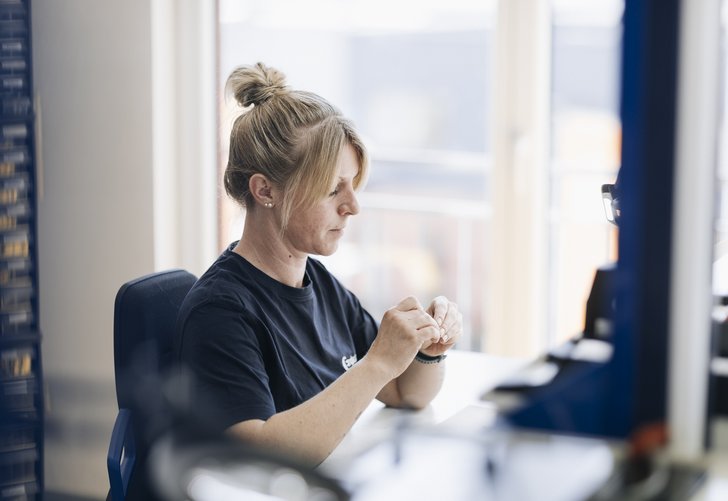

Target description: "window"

left=218, top=0, right=624, bottom=356
left=548, top=0, right=622, bottom=345
left=715, top=0, right=728, bottom=296
left=218, top=0, right=495, bottom=350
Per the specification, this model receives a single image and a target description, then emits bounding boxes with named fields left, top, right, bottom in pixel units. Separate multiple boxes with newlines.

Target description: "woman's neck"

left=233, top=217, right=308, bottom=288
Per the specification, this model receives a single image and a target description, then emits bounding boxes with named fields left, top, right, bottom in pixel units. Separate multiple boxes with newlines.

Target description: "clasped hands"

left=371, top=295, right=462, bottom=379
left=418, top=295, right=462, bottom=357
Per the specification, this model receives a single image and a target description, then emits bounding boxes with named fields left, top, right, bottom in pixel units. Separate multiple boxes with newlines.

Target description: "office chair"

left=107, top=269, right=197, bottom=501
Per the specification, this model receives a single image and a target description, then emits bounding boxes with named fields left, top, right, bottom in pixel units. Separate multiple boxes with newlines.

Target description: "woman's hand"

left=366, top=296, right=441, bottom=380
left=420, top=296, right=462, bottom=356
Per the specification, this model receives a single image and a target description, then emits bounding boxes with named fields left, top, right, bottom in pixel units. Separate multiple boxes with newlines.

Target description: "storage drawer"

left=0, top=98, right=30, bottom=117
left=0, top=149, right=30, bottom=168
left=0, top=449, right=38, bottom=498
left=0, top=307, right=32, bottom=335
left=0, top=20, right=26, bottom=39
left=0, top=231, right=29, bottom=259
left=0, top=480, right=38, bottom=501
left=0, top=40, right=25, bottom=60
left=0, top=376, right=36, bottom=413
left=0, top=258, right=30, bottom=285
left=0, top=345, right=33, bottom=379
left=0, top=425, right=35, bottom=454
left=0, top=0, right=26, bottom=19
left=0, top=281, right=33, bottom=310
left=0, top=175, right=28, bottom=207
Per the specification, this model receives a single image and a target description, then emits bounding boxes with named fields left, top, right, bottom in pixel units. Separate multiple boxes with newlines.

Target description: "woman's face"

left=283, top=143, right=361, bottom=257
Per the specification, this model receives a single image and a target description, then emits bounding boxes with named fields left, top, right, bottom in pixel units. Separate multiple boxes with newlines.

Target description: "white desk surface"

left=321, top=350, right=620, bottom=501
left=321, top=350, right=528, bottom=470
left=319, top=349, right=728, bottom=501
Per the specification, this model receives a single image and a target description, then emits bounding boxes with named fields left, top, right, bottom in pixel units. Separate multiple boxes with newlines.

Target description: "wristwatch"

left=415, top=351, right=447, bottom=364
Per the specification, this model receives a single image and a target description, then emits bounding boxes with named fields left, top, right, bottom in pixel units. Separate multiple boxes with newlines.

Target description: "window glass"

left=219, top=0, right=495, bottom=349
left=218, top=0, right=625, bottom=353
left=716, top=1, right=728, bottom=297
left=549, top=0, right=623, bottom=344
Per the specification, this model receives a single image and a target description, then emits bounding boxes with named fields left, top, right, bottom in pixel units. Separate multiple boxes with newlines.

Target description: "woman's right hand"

left=366, top=296, right=441, bottom=380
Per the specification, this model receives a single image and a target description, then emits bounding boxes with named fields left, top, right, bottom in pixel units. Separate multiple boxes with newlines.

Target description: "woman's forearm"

left=396, top=358, right=446, bottom=409
left=377, top=358, right=446, bottom=410
left=226, top=356, right=392, bottom=466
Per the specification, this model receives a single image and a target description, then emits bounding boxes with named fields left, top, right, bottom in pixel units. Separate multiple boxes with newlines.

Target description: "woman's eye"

left=329, top=187, right=340, bottom=197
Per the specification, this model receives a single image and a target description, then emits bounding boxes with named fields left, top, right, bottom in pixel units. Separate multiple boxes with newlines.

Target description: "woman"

left=175, top=62, right=462, bottom=466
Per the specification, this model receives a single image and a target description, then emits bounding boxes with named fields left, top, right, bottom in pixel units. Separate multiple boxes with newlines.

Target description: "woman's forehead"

left=335, top=143, right=360, bottom=179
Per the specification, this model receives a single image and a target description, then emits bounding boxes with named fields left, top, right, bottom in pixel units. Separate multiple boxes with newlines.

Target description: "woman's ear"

left=249, top=173, right=277, bottom=208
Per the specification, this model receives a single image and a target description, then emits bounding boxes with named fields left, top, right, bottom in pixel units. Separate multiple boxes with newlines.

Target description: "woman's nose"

left=339, top=189, right=360, bottom=216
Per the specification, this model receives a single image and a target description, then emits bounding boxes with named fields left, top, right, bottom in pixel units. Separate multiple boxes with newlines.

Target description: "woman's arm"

left=227, top=355, right=390, bottom=465
left=376, top=358, right=446, bottom=409
left=226, top=296, right=440, bottom=466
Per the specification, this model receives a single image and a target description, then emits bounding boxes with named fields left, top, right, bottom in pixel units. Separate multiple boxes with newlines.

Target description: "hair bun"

left=227, top=62, right=288, bottom=107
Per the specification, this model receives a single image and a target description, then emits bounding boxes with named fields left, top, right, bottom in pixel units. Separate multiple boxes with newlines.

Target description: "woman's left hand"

left=420, top=296, right=462, bottom=356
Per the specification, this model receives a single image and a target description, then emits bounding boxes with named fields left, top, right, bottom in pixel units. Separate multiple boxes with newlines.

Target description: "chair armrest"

left=107, top=408, right=136, bottom=501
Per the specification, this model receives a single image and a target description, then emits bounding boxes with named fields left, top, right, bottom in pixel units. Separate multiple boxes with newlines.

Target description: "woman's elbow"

left=398, top=391, right=435, bottom=410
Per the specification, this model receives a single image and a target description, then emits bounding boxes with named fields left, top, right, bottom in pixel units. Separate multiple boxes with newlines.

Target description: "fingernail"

left=442, top=334, right=449, bottom=342
left=436, top=317, right=443, bottom=325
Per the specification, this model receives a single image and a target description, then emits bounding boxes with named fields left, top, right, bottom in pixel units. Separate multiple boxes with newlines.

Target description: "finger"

left=417, top=324, right=441, bottom=345
left=402, top=309, right=440, bottom=331
left=439, top=323, right=461, bottom=345
left=426, top=309, right=461, bottom=347
left=399, top=309, right=440, bottom=343
left=395, top=295, right=424, bottom=312
left=440, top=307, right=462, bottom=336
left=428, top=296, right=449, bottom=326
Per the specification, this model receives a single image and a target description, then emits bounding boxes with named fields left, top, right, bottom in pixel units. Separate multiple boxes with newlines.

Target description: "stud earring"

left=264, top=202, right=273, bottom=208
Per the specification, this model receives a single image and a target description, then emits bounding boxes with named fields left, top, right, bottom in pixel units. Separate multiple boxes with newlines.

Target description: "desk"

left=320, top=350, right=728, bottom=501
left=321, top=349, right=528, bottom=470
left=321, top=351, right=616, bottom=501
left=148, top=351, right=728, bottom=499
left=694, top=418, right=728, bottom=501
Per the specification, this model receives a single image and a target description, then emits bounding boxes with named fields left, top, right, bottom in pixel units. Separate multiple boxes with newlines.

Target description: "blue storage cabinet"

left=0, top=0, right=43, bottom=499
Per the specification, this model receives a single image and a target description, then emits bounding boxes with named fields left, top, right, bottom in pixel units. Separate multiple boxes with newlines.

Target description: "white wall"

left=33, top=0, right=155, bottom=496
left=31, top=0, right=216, bottom=496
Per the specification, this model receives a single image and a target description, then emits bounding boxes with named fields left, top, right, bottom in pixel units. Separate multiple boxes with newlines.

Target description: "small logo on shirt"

left=342, top=354, right=357, bottom=371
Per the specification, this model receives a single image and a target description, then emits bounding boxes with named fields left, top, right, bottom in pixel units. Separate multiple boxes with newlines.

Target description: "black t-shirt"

left=175, top=242, right=379, bottom=430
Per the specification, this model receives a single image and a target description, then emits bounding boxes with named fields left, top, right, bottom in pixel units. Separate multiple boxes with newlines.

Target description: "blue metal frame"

left=608, top=0, right=680, bottom=440
left=506, top=0, right=681, bottom=441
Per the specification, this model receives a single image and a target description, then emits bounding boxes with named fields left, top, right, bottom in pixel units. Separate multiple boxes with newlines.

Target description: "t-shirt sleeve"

left=178, top=299, right=276, bottom=429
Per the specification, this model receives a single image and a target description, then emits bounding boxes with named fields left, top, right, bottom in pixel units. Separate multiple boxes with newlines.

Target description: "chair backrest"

left=113, top=269, right=197, bottom=410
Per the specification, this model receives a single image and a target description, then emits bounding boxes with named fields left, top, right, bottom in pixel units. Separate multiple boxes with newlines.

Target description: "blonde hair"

left=224, top=63, right=369, bottom=230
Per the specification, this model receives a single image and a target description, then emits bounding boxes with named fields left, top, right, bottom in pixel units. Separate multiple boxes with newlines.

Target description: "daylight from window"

left=218, top=0, right=623, bottom=355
